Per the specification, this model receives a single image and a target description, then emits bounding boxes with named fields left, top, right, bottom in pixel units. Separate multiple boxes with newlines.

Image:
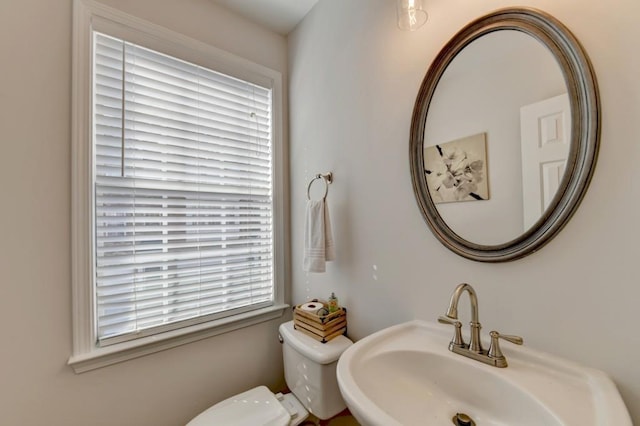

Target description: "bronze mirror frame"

left=409, top=7, right=600, bottom=262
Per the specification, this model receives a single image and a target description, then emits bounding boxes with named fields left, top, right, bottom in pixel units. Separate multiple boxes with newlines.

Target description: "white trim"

left=71, top=0, right=95, bottom=357
left=69, top=304, right=289, bottom=373
left=70, top=0, right=287, bottom=372
left=82, top=0, right=280, bottom=87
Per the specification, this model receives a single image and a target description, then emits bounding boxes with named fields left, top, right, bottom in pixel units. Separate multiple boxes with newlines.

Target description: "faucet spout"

left=445, top=283, right=483, bottom=353
left=446, top=283, right=479, bottom=324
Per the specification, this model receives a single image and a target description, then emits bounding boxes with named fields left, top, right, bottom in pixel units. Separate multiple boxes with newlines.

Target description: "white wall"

left=289, top=0, right=640, bottom=422
left=0, top=1, right=289, bottom=425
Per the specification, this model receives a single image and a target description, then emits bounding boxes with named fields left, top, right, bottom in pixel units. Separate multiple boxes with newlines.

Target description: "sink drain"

left=452, top=412, right=476, bottom=426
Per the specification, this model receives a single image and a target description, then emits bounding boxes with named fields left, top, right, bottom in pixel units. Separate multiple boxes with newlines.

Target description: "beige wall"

left=0, top=0, right=288, bottom=425
left=3, top=0, right=639, bottom=423
left=289, top=0, right=640, bottom=422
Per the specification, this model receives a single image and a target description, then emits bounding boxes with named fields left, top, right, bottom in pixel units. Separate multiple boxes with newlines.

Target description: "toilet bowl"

left=186, top=320, right=353, bottom=426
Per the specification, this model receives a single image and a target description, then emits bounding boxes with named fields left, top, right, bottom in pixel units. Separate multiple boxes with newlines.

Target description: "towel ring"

left=307, top=172, right=333, bottom=201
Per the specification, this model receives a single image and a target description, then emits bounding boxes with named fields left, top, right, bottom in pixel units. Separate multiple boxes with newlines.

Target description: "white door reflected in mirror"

left=520, top=94, right=571, bottom=231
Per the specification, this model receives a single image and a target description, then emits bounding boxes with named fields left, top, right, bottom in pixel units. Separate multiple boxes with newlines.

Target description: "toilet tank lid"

left=186, top=386, right=290, bottom=426
left=279, top=320, right=353, bottom=364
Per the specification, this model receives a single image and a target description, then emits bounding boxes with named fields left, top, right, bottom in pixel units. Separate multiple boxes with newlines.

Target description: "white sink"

left=337, top=320, right=631, bottom=426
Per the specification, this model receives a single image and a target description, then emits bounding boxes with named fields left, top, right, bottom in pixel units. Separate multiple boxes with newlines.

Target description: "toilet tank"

left=279, top=321, right=353, bottom=420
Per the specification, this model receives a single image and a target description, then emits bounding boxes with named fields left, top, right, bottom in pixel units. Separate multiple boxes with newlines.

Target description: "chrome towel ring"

left=307, top=172, right=333, bottom=201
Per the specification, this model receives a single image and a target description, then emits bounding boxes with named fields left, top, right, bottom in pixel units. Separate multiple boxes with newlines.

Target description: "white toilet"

left=186, top=320, right=353, bottom=426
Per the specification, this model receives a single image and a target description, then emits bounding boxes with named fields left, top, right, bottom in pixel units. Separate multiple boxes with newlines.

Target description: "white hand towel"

left=303, top=199, right=335, bottom=272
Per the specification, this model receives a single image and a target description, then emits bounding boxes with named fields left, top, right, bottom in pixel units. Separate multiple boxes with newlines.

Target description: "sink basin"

left=336, top=320, right=631, bottom=426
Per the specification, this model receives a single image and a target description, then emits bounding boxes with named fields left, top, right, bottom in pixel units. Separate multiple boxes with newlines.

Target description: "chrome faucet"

left=438, top=283, right=523, bottom=368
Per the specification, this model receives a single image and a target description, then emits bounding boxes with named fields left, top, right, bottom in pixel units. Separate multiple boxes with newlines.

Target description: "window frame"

left=70, top=0, right=288, bottom=373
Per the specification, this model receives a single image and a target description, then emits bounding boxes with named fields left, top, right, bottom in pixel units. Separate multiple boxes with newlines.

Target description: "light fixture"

left=396, top=0, right=428, bottom=31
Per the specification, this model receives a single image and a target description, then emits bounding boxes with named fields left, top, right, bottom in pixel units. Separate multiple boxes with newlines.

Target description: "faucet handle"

left=438, top=316, right=465, bottom=348
left=488, top=330, right=523, bottom=359
left=495, top=332, right=523, bottom=345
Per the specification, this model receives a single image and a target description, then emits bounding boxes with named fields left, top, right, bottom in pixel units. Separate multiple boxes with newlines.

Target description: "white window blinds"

left=93, top=32, right=274, bottom=345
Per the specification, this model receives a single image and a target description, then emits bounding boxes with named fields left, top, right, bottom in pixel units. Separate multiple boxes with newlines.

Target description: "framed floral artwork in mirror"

left=424, top=132, right=489, bottom=204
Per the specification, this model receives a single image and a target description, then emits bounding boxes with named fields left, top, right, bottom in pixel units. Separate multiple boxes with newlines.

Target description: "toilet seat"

left=186, top=385, right=309, bottom=426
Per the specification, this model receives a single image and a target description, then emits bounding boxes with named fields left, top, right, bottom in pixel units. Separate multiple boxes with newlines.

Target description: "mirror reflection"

left=423, top=30, right=567, bottom=245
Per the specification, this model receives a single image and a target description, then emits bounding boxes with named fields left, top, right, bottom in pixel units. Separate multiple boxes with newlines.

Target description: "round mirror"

left=410, top=8, right=599, bottom=262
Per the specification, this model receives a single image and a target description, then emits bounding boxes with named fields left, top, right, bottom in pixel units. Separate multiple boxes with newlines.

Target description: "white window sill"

left=68, top=304, right=289, bottom=373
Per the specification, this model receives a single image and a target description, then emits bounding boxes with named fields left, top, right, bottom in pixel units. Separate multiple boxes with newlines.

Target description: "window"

left=93, top=33, right=276, bottom=344
left=70, top=0, right=286, bottom=372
